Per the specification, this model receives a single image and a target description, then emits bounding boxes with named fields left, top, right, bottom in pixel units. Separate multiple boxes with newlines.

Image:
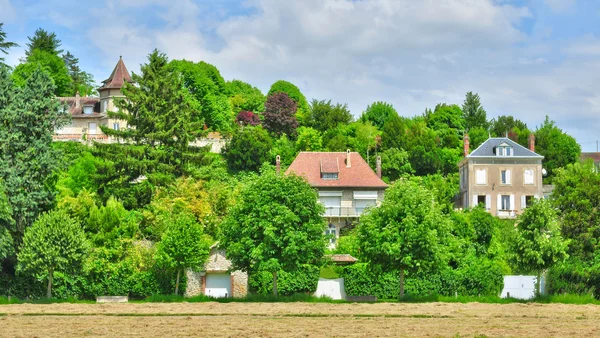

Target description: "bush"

left=249, top=265, right=320, bottom=296
left=547, top=257, right=600, bottom=298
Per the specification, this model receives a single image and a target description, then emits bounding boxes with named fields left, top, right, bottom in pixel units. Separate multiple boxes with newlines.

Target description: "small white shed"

left=500, top=275, right=546, bottom=299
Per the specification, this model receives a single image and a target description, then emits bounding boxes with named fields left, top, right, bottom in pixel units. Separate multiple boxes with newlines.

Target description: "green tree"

left=223, top=126, right=272, bottom=172
left=95, top=50, right=207, bottom=208
left=534, top=116, right=581, bottom=182
left=467, top=126, right=489, bottom=150
left=0, top=180, right=13, bottom=270
left=552, top=162, right=600, bottom=259
left=156, top=213, right=212, bottom=296
left=0, top=23, right=18, bottom=63
left=25, top=28, right=63, bottom=57
left=360, top=101, right=399, bottom=130
left=379, top=148, right=413, bottom=182
left=357, top=179, right=449, bottom=298
left=268, top=80, right=309, bottom=122
left=424, top=103, right=465, bottom=149
left=305, top=99, right=352, bottom=131
left=296, top=127, right=323, bottom=151
left=220, top=170, right=326, bottom=296
left=270, top=134, right=298, bottom=167
left=490, top=115, right=530, bottom=146
left=62, top=51, right=95, bottom=96
left=462, top=92, right=488, bottom=130
left=0, top=65, right=69, bottom=240
left=170, top=60, right=232, bottom=132
left=510, top=198, right=568, bottom=295
left=468, top=205, right=499, bottom=255
left=12, top=49, right=72, bottom=96
left=17, top=209, right=88, bottom=298
left=226, top=79, right=265, bottom=114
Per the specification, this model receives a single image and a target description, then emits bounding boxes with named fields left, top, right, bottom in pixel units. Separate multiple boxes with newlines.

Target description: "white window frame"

left=83, top=106, right=93, bottom=115
left=475, top=169, right=487, bottom=185
left=524, top=169, right=534, bottom=185
left=500, top=169, right=511, bottom=185
left=88, top=122, right=97, bottom=134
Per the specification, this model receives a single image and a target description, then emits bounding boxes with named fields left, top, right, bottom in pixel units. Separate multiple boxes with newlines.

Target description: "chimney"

left=463, top=133, right=470, bottom=157
left=75, top=91, right=81, bottom=109
left=376, top=156, right=382, bottom=178
left=276, top=155, right=281, bottom=175
left=528, top=134, right=535, bottom=152
left=346, top=149, right=351, bottom=168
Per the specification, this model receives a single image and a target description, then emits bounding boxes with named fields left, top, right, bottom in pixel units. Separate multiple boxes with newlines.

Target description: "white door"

left=205, top=273, right=231, bottom=298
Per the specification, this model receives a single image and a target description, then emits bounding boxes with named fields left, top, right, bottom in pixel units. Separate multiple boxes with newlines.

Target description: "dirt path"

left=1, top=302, right=598, bottom=337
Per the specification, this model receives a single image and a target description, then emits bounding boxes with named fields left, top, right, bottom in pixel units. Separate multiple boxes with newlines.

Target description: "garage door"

left=205, top=274, right=231, bottom=298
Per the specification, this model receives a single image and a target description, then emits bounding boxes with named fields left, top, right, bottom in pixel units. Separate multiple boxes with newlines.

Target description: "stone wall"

left=184, top=247, right=248, bottom=298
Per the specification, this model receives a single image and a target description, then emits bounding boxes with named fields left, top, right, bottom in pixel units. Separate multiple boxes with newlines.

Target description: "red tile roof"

left=581, top=152, right=600, bottom=163
left=285, top=152, right=388, bottom=188
left=58, top=96, right=102, bottom=116
left=327, top=254, right=358, bottom=264
left=98, top=56, right=132, bottom=90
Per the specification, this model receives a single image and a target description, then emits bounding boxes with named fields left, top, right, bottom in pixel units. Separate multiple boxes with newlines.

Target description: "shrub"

left=249, top=265, right=320, bottom=296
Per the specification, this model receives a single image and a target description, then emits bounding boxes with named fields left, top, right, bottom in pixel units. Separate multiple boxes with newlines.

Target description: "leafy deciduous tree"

left=268, top=80, right=309, bottom=122
left=235, top=110, right=261, bottom=126
left=296, top=127, right=323, bottom=151
left=17, top=209, right=87, bottom=298
left=227, top=79, right=266, bottom=114
left=534, top=116, right=581, bottom=182
left=220, top=170, right=326, bottom=296
left=379, top=148, right=413, bottom=182
left=263, top=92, right=298, bottom=137
left=224, top=126, right=272, bottom=172
left=360, top=101, right=399, bottom=130
left=12, top=49, right=72, bottom=96
left=358, top=180, right=449, bottom=298
left=305, top=99, right=352, bottom=131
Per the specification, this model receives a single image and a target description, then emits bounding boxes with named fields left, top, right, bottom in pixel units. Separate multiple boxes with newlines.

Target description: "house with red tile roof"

left=285, top=150, right=388, bottom=246
left=54, top=56, right=132, bottom=142
left=581, top=152, right=600, bottom=172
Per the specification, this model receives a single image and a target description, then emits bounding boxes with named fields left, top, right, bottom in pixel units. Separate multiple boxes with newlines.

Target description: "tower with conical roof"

left=98, top=56, right=132, bottom=131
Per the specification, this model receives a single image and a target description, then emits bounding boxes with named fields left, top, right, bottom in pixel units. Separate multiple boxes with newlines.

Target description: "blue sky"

left=1, top=0, right=600, bottom=151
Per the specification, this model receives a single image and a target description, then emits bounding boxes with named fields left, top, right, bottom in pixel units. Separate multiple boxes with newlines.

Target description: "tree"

left=62, top=51, right=95, bottom=96
left=305, top=99, right=352, bottom=131
left=0, top=180, right=13, bottom=270
left=25, top=28, right=62, bottom=57
left=223, top=126, right=272, bottom=172
left=170, top=60, right=232, bottom=132
left=552, top=162, right=600, bottom=259
left=510, top=198, right=568, bottom=295
left=220, top=170, right=326, bottom=296
left=12, top=49, right=72, bottom=96
left=357, top=179, right=449, bottom=298
left=235, top=110, right=261, bottom=126
left=227, top=79, right=265, bottom=114
left=263, top=92, right=298, bottom=137
left=0, top=23, right=18, bottom=63
left=490, top=115, right=530, bottom=146
left=95, top=50, right=207, bottom=208
left=424, top=103, right=465, bottom=149
left=17, top=209, right=88, bottom=298
left=468, top=205, right=498, bottom=255
left=296, top=127, right=323, bottom=151
left=379, top=148, right=413, bottom=182
left=462, top=92, right=488, bottom=130
left=268, top=80, right=309, bottom=122
left=0, top=65, right=69, bottom=241
left=534, top=116, right=581, bottom=182
left=156, top=213, right=211, bottom=296
left=360, top=101, right=399, bottom=130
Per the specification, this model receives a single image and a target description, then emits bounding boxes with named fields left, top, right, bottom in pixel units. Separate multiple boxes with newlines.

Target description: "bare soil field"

left=1, top=302, right=599, bottom=337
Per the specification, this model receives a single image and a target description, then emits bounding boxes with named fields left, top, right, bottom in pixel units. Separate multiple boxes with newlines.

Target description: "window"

left=354, top=191, right=377, bottom=215
left=496, top=144, right=513, bottom=157
left=501, top=170, right=511, bottom=185
left=477, top=195, right=486, bottom=206
left=501, top=195, right=511, bottom=210
left=476, top=169, right=487, bottom=185
left=524, top=169, right=534, bottom=185
left=325, top=224, right=337, bottom=245
left=321, top=173, right=338, bottom=180
left=113, top=123, right=120, bottom=130
left=319, top=191, right=342, bottom=217
left=522, top=195, right=534, bottom=209
left=88, top=122, right=97, bottom=134
left=83, top=106, right=93, bottom=115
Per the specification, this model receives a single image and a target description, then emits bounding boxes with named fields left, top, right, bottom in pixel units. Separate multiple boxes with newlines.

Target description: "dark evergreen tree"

left=462, top=92, right=488, bottom=130
left=62, top=51, right=95, bottom=96
left=25, top=28, right=63, bottom=58
left=0, top=23, right=18, bottom=63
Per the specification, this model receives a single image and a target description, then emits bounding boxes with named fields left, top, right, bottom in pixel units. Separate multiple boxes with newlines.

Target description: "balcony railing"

left=323, top=207, right=370, bottom=217
left=497, top=210, right=517, bottom=219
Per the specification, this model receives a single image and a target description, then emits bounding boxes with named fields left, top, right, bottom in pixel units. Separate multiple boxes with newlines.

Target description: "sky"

left=1, top=0, right=599, bottom=151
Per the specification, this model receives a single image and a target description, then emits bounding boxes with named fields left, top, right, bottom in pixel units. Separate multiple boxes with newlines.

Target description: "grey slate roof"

left=468, top=137, right=543, bottom=158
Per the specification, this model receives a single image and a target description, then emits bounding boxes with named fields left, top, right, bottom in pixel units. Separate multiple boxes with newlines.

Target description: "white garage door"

left=205, top=274, right=231, bottom=298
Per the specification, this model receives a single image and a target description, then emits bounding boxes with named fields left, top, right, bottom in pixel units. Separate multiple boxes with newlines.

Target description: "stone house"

left=54, top=56, right=131, bottom=142
left=456, top=134, right=544, bottom=218
left=185, top=245, right=248, bottom=298
left=285, top=150, right=388, bottom=246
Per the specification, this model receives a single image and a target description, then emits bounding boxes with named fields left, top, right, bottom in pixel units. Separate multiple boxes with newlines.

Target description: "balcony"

left=497, top=210, right=517, bottom=219
left=323, top=207, right=370, bottom=218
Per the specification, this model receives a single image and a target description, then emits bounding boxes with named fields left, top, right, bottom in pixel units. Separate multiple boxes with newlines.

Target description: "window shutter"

left=485, top=194, right=491, bottom=210
left=472, top=195, right=478, bottom=208
left=506, top=170, right=511, bottom=184
left=497, top=195, right=502, bottom=211
left=510, top=195, right=515, bottom=210
left=521, top=195, right=526, bottom=209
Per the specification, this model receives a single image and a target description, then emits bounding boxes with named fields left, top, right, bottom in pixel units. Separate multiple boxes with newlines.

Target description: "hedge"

left=249, top=264, right=320, bottom=296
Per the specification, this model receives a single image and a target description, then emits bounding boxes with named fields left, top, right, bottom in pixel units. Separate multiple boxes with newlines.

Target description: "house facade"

left=457, top=134, right=544, bottom=218
left=581, top=152, right=600, bottom=172
left=54, top=56, right=131, bottom=142
left=285, top=150, right=388, bottom=245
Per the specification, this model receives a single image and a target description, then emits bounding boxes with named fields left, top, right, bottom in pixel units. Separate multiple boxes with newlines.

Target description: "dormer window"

left=495, top=143, right=513, bottom=157
left=83, top=106, right=93, bottom=115
left=320, top=158, right=339, bottom=180
left=322, top=172, right=338, bottom=180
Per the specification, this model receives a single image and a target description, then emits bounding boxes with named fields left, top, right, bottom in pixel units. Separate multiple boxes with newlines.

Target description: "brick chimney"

left=528, top=134, right=535, bottom=152
left=346, top=149, right=351, bottom=168
left=376, top=156, right=382, bottom=178
left=463, top=133, right=470, bottom=157
left=276, top=155, right=281, bottom=175
left=75, top=91, right=81, bottom=109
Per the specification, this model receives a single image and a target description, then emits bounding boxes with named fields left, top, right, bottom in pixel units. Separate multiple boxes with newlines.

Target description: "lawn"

left=1, top=302, right=599, bottom=337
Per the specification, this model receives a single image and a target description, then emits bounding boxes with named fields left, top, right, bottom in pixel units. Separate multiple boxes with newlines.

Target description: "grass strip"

left=12, top=312, right=455, bottom=319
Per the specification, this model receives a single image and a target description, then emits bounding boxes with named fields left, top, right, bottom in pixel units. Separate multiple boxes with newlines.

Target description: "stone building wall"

left=184, top=247, right=248, bottom=298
